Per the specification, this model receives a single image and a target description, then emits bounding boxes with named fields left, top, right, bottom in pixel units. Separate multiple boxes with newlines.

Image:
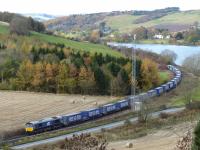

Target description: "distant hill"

left=45, top=7, right=200, bottom=33
left=22, top=13, right=56, bottom=22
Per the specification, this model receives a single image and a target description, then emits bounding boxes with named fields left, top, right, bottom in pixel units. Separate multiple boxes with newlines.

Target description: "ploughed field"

left=0, top=91, right=117, bottom=133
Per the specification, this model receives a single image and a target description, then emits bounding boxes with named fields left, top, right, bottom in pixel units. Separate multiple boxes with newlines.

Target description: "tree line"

left=0, top=12, right=45, bottom=35
left=0, top=39, right=161, bottom=95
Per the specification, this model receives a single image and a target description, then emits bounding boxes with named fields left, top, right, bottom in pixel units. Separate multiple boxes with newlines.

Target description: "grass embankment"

left=159, top=71, right=171, bottom=83
left=0, top=24, right=123, bottom=57
left=137, top=39, right=170, bottom=44
left=171, top=85, right=200, bottom=107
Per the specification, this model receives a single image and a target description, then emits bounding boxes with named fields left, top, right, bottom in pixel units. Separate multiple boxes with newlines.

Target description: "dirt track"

left=108, top=122, right=196, bottom=150
left=0, top=90, right=117, bottom=133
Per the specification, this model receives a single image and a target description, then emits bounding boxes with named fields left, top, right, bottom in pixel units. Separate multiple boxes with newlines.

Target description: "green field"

left=105, top=10, right=200, bottom=33
left=0, top=23, right=9, bottom=34
left=0, top=24, right=123, bottom=57
left=105, top=15, right=142, bottom=32
left=31, top=32, right=123, bottom=57
left=159, top=71, right=170, bottom=83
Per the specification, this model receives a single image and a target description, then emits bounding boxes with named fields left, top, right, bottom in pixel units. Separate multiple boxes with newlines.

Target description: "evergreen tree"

left=192, top=120, right=200, bottom=149
left=94, top=68, right=109, bottom=94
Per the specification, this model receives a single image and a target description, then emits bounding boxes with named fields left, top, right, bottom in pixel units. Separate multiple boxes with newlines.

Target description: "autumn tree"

left=132, top=26, right=148, bottom=40
left=57, top=63, right=69, bottom=93
left=111, top=69, right=130, bottom=95
left=15, top=60, right=34, bottom=90
left=139, top=58, right=160, bottom=90
left=45, top=63, right=58, bottom=92
left=31, top=62, right=45, bottom=91
left=78, top=66, right=96, bottom=94
left=90, top=29, right=100, bottom=43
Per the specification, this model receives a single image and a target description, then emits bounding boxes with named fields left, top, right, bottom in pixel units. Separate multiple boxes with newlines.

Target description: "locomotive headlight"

left=25, top=127, right=33, bottom=132
left=25, top=123, right=34, bottom=132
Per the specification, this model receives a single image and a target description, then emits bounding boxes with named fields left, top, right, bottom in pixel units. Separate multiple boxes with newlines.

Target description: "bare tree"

left=10, top=16, right=29, bottom=35
left=161, top=49, right=177, bottom=64
left=183, top=53, right=200, bottom=76
left=137, top=101, right=152, bottom=123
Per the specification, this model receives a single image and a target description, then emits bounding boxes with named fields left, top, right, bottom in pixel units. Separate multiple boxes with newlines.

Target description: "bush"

left=124, top=119, right=132, bottom=126
left=186, top=101, right=200, bottom=110
left=192, top=120, right=200, bottom=149
left=159, top=112, right=170, bottom=119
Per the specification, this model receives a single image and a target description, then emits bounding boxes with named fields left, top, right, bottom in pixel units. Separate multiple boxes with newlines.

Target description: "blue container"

left=86, top=108, right=103, bottom=119
left=102, top=103, right=119, bottom=115
left=116, top=99, right=129, bottom=110
left=147, top=90, right=157, bottom=97
left=61, top=112, right=83, bottom=125
left=155, top=87, right=163, bottom=95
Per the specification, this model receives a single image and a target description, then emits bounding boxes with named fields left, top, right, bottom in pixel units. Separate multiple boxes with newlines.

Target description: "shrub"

left=159, top=112, right=170, bottom=119
left=186, top=101, right=200, bottom=110
left=192, top=120, right=200, bottom=149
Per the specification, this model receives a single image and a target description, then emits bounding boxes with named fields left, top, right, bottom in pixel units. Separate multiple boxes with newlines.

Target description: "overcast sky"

left=0, top=0, right=199, bottom=16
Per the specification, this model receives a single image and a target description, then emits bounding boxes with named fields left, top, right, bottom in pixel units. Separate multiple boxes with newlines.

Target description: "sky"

left=0, top=0, right=199, bottom=16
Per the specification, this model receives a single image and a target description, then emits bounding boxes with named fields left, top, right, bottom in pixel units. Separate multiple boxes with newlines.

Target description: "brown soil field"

left=0, top=90, right=118, bottom=133
left=108, top=121, right=196, bottom=150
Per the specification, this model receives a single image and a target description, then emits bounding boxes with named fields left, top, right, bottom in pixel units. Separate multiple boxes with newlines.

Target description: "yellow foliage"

left=140, top=58, right=160, bottom=90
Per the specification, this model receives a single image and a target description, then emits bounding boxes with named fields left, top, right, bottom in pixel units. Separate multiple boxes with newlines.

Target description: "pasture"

left=0, top=23, right=9, bottom=34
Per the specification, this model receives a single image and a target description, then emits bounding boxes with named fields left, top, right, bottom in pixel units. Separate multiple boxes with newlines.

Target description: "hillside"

left=45, top=9, right=200, bottom=33
left=105, top=10, right=200, bottom=32
left=0, top=24, right=123, bottom=57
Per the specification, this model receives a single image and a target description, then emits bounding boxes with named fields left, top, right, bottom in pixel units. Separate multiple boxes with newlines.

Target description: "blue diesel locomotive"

left=25, top=65, right=182, bottom=133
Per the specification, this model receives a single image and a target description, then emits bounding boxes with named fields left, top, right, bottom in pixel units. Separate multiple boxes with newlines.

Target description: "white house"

left=153, top=34, right=164, bottom=39
left=165, top=35, right=171, bottom=39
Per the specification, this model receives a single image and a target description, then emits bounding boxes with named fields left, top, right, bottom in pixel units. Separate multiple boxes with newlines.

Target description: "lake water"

left=108, top=42, right=200, bottom=65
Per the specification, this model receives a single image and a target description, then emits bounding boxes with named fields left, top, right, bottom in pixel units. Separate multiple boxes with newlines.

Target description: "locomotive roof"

left=27, top=116, right=62, bottom=124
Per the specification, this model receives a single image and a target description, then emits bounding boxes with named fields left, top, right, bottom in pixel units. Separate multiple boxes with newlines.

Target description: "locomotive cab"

left=25, top=123, right=34, bottom=132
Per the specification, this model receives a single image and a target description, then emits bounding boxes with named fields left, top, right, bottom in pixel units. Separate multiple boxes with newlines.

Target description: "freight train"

left=25, top=65, right=182, bottom=133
